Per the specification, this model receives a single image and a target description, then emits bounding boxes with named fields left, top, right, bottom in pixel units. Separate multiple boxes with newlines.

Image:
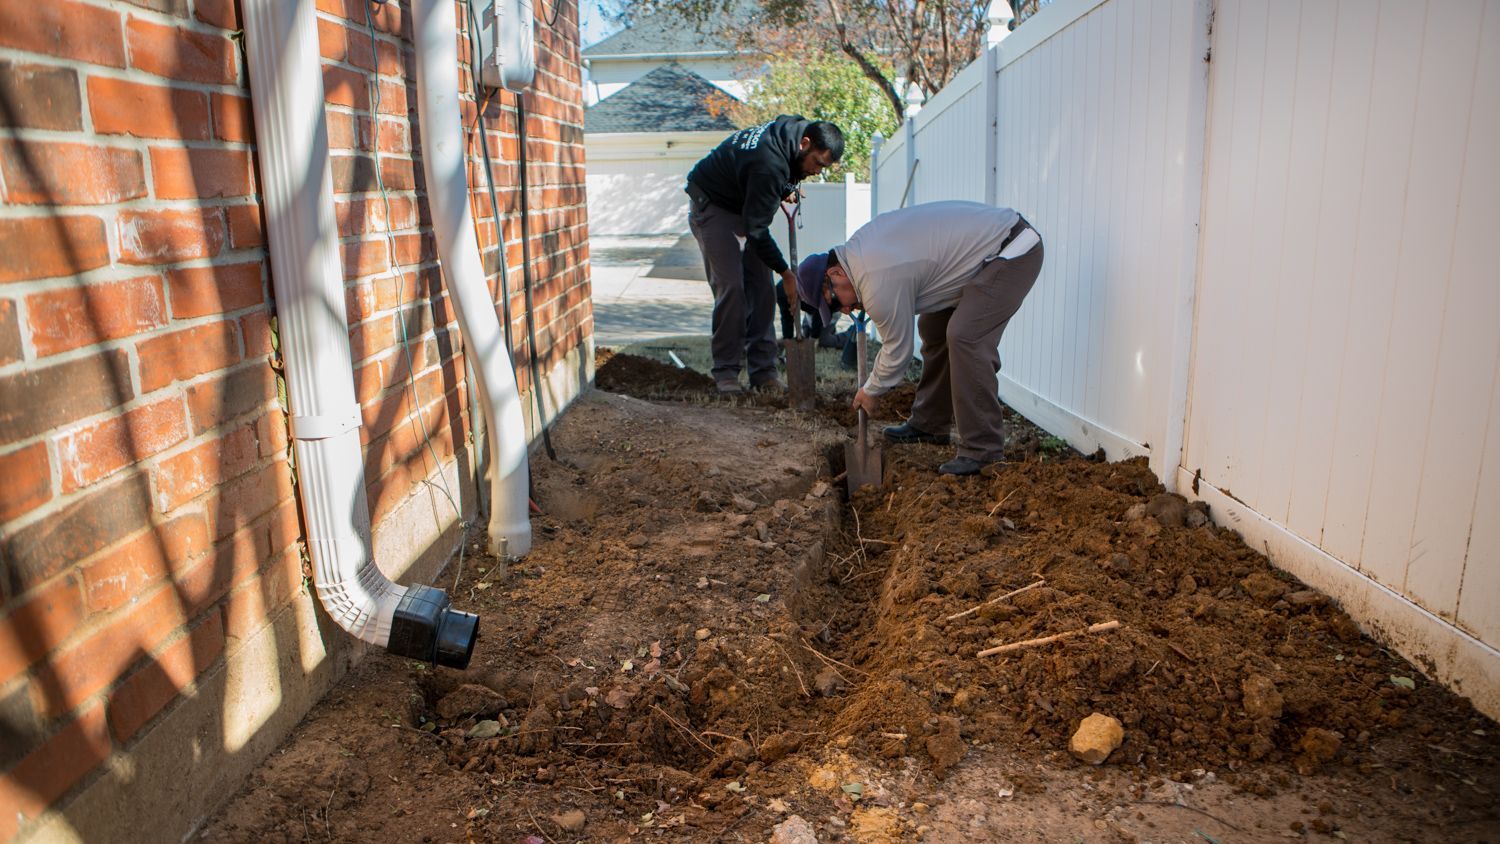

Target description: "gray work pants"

left=908, top=237, right=1045, bottom=461
left=687, top=200, right=778, bottom=384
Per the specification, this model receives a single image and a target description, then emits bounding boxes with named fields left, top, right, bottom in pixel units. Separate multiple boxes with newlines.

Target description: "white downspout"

left=242, top=0, right=481, bottom=667
left=412, top=0, right=533, bottom=560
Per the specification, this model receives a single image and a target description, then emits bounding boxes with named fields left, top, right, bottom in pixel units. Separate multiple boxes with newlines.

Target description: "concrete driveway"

left=590, top=234, right=713, bottom=348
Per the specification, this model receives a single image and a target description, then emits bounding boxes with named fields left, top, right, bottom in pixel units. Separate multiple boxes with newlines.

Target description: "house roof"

left=585, top=63, right=739, bottom=134
left=582, top=6, right=751, bottom=58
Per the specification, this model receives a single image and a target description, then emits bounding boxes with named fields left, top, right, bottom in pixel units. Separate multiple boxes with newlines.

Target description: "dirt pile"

left=832, top=447, right=1499, bottom=782
left=595, top=348, right=714, bottom=395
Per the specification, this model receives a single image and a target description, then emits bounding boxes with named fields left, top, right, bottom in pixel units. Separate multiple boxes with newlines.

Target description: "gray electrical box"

left=477, top=0, right=537, bottom=92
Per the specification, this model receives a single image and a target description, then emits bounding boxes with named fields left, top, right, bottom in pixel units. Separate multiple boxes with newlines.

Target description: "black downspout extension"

left=386, top=585, right=480, bottom=668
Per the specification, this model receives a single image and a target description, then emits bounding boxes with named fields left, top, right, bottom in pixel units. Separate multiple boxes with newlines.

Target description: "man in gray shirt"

left=795, top=201, right=1044, bottom=475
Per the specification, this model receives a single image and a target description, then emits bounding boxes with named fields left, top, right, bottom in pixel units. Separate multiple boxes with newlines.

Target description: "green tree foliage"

left=716, top=52, right=898, bottom=180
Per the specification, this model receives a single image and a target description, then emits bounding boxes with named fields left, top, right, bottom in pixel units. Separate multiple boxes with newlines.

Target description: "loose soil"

left=199, top=353, right=1500, bottom=843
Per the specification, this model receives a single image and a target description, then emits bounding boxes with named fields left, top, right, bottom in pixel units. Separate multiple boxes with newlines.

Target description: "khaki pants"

left=687, top=199, right=778, bottom=384
left=908, top=238, right=1045, bottom=461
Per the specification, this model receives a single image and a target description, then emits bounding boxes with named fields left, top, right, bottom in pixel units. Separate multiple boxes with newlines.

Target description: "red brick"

left=118, top=208, right=225, bottom=264
left=0, top=61, right=82, bottom=131
left=26, top=275, right=166, bottom=357
left=376, top=80, right=408, bottom=116
left=150, top=146, right=253, bottom=200
left=0, top=0, right=125, bottom=67
left=0, top=215, right=110, bottom=284
left=0, top=349, right=132, bottom=446
left=203, top=461, right=292, bottom=543
left=55, top=397, right=188, bottom=493
left=107, top=613, right=223, bottom=743
left=2, top=473, right=151, bottom=599
left=0, top=298, right=21, bottom=366
left=0, top=703, right=111, bottom=835
left=126, top=17, right=237, bottom=85
left=0, top=442, right=50, bottom=523
left=211, top=92, right=254, bottom=142
left=318, top=17, right=374, bottom=70
left=135, top=320, right=241, bottom=393
left=184, top=363, right=275, bottom=434
left=80, top=513, right=208, bottom=613
left=349, top=314, right=395, bottom=362
left=255, top=408, right=289, bottom=459
left=87, top=76, right=210, bottom=140
left=150, top=423, right=258, bottom=513
left=166, top=261, right=264, bottom=318
left=0, top=575, right=83, bottom=687
left=393, top=233, right=436, bottom=267
left=195, top=0, right=239, bottom=29
left=341, top=239, right=390, bottom=280
left=323, top=65, right=370, bottom=111
left=26, top=582, right=184, bottom=718
left=331, top=154, right=377, bottom=193
left=225, top=203, right=265, bottom=249
left=240, top=310, right=273, bottom=358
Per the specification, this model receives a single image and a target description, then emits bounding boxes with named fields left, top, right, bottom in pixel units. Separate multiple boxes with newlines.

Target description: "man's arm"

left=862, top=289, right=916, bottom=397
left=740, top=168, right=791, bottom=274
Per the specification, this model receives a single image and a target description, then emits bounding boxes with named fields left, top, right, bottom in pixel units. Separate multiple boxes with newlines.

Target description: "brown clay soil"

left=199, top=353, right=1500, bottom=843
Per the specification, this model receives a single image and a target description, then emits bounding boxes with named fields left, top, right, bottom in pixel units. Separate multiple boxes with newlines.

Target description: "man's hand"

left=781, top=269, right=799, bottom=304
left=852, top=388, right=877, bottom=417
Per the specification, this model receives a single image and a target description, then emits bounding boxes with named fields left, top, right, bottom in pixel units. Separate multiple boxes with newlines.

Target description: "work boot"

left=751, top=374, right=786, bottom=392
left=716, top=378, right=744, bottom=395
left=938, top=455, right=999, bottom=476
left=884, top=422, right=948, bottom=445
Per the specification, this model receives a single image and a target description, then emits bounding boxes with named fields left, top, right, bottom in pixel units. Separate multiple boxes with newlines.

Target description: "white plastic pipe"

left=240, top=0, right=405, bottom=645
left=413, top=0, right=533, bottom=559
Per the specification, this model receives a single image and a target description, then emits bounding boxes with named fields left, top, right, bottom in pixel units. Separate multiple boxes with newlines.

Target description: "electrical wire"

left=514, top=93, right=557, bottom=462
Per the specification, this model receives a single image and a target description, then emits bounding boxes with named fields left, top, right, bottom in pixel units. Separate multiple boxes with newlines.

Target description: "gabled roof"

left=585, top=63, right=739, bottom=134
left=582, top=6, right=752, bottom=58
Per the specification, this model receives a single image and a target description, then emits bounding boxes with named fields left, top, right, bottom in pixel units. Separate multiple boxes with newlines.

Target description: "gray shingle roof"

left=582, top=6, right=751, bottom=57
left=585, top=63, right=739, bottom=134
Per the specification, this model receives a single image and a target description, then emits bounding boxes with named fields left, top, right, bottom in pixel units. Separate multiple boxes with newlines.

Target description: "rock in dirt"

left=517, top=704, right=555, bottom=754
left=1123, top=503, right=1147, bottom=522
left=1285, top=589, right=1329, bottom=609
left=551, top=809, right=586, bottom=832
left=758, top=731, right=802, bottom=763
left=1241, top=571, right=1289, bottom=603
left=466, top=719, right=504, bottom=739
left=436, top=684, right=506, bottom=720
left=1185, top=503, right=1210, bottom=528
left=1069, top=713, right=1124, bottom=765
left=1145, top=493, right=1189, bottom=528
left=814, top=667, right=845, bottom=697
left=925, top=715, right=967, bottom=776
left=1242, top=674, right=1285, bottom=720
left=771, top=815, right=818, bottom=844
left=1295, top=727, right=1342, bottom=774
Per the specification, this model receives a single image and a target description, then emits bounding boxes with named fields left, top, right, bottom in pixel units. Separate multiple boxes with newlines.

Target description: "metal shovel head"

left=845, top=430, right=884, bottom=492
left=785, top=337, right=816, bottom=410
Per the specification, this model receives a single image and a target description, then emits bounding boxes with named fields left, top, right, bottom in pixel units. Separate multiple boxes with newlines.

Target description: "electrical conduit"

left=412, top=0, right=533, bottom=560
left=241, top=0, right=482, bottom=667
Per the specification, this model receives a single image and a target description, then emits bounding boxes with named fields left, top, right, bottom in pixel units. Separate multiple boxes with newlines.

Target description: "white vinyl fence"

left=870, top=0, right=1500, bottom=717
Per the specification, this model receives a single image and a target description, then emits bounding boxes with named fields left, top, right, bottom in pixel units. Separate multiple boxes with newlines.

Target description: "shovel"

left=782, top=198, right=816, bottom=411
left=844, top=317, right=883, bottom=491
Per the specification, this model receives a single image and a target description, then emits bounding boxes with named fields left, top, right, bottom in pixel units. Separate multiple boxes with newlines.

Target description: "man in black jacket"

left=686, top=115, right=844, bottom=394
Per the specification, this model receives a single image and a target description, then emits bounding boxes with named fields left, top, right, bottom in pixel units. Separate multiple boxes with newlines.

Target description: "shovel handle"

left=783, top=200, right=802, bottom=341
left=856, top=320, right=868, bottom=447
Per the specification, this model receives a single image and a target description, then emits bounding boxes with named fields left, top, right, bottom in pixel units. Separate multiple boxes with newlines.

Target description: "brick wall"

left=0, top=0, right=592, bottom=838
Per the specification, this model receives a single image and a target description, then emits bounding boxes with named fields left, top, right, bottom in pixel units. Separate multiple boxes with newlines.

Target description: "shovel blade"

left=844, top=440, right=884, bottom=492
left=785, top=338, right=817, bottom=410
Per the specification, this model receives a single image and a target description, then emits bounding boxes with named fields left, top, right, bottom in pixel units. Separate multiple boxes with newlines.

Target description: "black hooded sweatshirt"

left=686, top=114, right=809, bottom=274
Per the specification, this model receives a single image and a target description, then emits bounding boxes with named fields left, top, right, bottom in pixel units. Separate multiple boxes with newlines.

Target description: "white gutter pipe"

left=412, top=0, right=533, bottom=561
left=242, top=0, right=480, bottom=667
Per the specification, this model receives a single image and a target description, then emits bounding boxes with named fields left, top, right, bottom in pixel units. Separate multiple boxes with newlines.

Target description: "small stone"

left=465, top=719, right=503, bottom=739
left=1240, top=571, right=1289, bottom=603
left=1145, top=493, right=1188, bottom=528
left=1285, top=589, right=1329, bottom=608
left=695, top=628, right=712, bottom=640
left=808, top=767, right=840, bottom=791
left=912, top=802, right=929, bottom=814
left=551, top=809, right=586, bottom=832
left=1176, top=573, right=1198, bottom=597
left=771, top=815, right=818, bottom=844
left=731, top=494, right=758, bottom=512
left=693, top=491, right=717, bottom=512
left=759, top=731, right=802, bottom=763
left=1123, top=503, right=1148, bottom=522
left=813, top=667, right=845, bottom=697
left=626, top=534, right=648, bottom=548
left=1242, top=674, right=1284, bottom=720
left=1068, top=713, right=1124, bottom=765
left=1185, top=506, right=1210, bottom=528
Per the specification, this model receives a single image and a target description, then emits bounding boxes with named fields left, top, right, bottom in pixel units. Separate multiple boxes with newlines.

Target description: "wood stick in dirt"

left=946, top=579, right=1046, bottom=621
left=977, top=620, right=1121, bottom=658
